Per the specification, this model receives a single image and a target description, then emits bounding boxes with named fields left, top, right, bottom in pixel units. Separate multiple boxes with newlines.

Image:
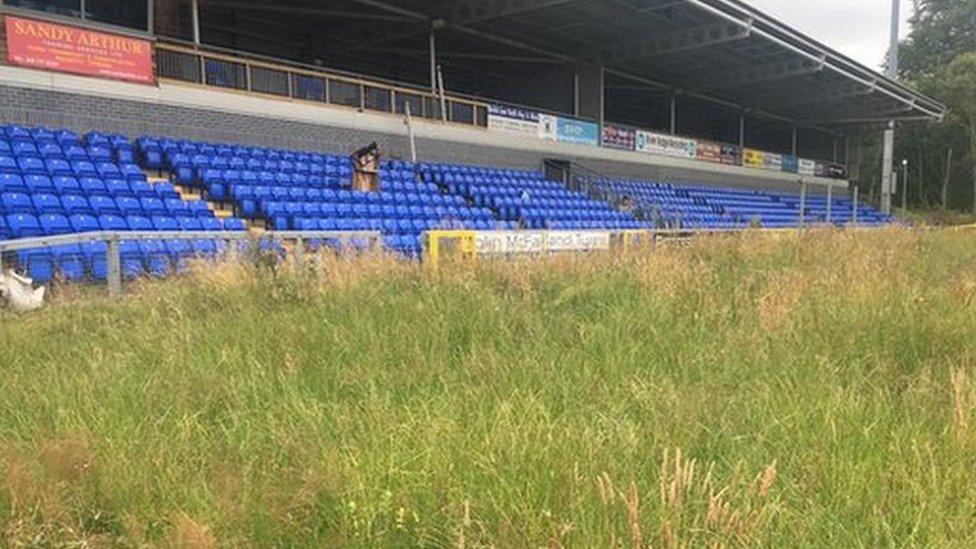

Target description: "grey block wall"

left=0, top=84, right=808, bottom=193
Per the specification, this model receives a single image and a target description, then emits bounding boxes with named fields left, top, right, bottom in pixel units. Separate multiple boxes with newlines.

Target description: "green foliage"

left=896, top=0, right=976, bottom=211
left=2, top=231, right=976, bottom=546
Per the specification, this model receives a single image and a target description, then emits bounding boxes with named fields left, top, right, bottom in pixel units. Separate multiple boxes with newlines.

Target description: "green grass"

left=3, top=228, right=976, bottom=547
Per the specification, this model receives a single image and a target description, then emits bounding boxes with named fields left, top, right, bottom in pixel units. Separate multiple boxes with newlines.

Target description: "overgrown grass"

left=2, top=228, right=976, bottom=547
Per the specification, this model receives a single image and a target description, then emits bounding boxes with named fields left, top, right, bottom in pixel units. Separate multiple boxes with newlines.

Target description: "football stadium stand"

left=582, top=178, right=891, bottom=229
left=0, top=124, right=248, bottom=283
left=1, top=120, right=895, bottom=286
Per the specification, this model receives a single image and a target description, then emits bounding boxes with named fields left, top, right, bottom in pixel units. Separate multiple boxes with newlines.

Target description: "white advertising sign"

left=546, top=231, right=612, bottom=252
left=798, top=159, right=816, bottom=176
left=636, top=131, right=697, bottom=159
left=475, top=231, right=612, bottom=255
left=538, top=114, right=559, bottom=141
left=476, top=231, right=547, bottom=255
left=487, top=104, right=540, bottom=138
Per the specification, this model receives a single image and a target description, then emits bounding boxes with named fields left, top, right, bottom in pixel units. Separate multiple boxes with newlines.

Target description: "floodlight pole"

left=880, top=0, right=900, bottom=215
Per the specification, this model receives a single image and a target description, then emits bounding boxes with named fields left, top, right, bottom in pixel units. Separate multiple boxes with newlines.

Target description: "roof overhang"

left=200, top=0, right=947, bottom=127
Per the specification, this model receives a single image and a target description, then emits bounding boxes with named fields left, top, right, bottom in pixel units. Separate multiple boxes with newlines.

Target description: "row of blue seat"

left=0, top=174, right=166, bottom=195
left=1, top=193, right=214, bottom=218
left=2, top=212, right=244, bottom=239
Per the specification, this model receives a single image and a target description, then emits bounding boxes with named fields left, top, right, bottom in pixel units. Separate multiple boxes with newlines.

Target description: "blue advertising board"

left=781, top=155, right=799, bottom=174
left=556, top=117, right=600, bottom=147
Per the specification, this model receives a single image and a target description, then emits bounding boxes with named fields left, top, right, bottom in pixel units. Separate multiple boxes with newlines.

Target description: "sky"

left=743, top=0, right=913, bottom=70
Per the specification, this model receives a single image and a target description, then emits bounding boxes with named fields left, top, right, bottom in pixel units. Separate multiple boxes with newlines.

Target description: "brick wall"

left=0, top=84, right=807, bottom=192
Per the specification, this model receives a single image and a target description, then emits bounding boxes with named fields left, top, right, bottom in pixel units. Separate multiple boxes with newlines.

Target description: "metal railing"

left=0, top=230, right=383, bottom=297
left=155, top=42, right=489, bottom=129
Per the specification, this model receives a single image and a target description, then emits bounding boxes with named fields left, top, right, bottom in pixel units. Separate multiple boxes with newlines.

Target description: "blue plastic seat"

left=140, top=197, right=168, bottom=216
left=151, top=216, right=180, bottom=231
left=125, top=215, right=153, bottom=231
left=45, top=158, right=73, bottom=176
left=0, top=155, right=18, bottom=174
left=52, top=244, right=86, bottom=281
left=105, top=179, right=133, bottom=196
left=18, top=157, right=47, bottom=175
left=140, top=241, right=172, bottom=277
left=0, top=173, right=27, bottom=193
left=18, top=248, right=54, bottom=283
left=98, top=214, right=128, bottom=231
left=72, top=160, right=98, bottom=178
left=116, top=196, right=143, bottom=216
left=128, top=180, right=154, bottom=198
left=153, top=182, right=180, bottom=199
left=2, top=192, right=34, bottom=215
left=40, top=214, right=71, bottom=235
left=7, top=213, right=42, bottom=238
left=32, top=193, right=63, bottom=215
left=69, top=214, right=100, bottom=233
left=80, top=242, right=108, bottom=280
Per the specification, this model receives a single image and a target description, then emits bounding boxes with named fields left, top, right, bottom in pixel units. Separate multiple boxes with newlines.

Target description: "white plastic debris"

left=0, top=270, right=46, bottom=312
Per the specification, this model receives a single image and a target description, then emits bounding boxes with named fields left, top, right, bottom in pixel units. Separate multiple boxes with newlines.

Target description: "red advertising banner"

left=4, top=15, right=154, bottom=84
left=695, top=141, right=722, bottom=164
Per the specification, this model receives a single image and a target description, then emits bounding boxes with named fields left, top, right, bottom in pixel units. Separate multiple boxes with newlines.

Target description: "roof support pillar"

left=791, top=126, right=797, bottom=156
left=191, top=0, right=201, bottom=45
left=575, top=63, right=604, bottom=125
left=429, top=28, right=437, bottom=93
left=738, top=114, right=745, bottom=149
left=670, top=95, right=677, bottom=135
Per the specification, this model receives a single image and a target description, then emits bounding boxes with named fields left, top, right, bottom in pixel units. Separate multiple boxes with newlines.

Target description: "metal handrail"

left=0, top=230, right=384, bottom=297
left=155, top=42, right=489, bottom=128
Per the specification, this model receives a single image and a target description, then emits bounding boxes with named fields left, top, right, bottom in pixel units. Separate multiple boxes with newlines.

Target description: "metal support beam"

left=106, top=238, right=121, bottom=297
left=763, top=83, right=876, bottom=111
left=700, top=57, right=825, bottom=89
left=348, top=0, right=428, bottom=21
left=669, top=95, right=677, bottom=135
left=447, top=0, right=577, bottom=26
left=738, top=114, right=745, bottom=148
left=147, top=0, right=154, bottom=34
left=826, top=182, right=833, bottom=226
left=599, top=20, right=752, bottom=63
left=191, top=0, right=201, bottom=45
left=429, top=29, right=436, bottom=93
left=197, top=1, right=416, bottom=22
left=798, top=180, right=807, bottom=229
left=791, top=126, right=797, bottom=156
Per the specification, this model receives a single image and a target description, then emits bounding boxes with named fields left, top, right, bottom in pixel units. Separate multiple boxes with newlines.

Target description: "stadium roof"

left=203, top=0, right=946, bottom=127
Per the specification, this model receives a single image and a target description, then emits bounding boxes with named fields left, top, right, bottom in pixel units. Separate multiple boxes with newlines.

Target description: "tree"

left=896, top=0, right=976, bottom=211
left=938, top=53, right=976, bottom=211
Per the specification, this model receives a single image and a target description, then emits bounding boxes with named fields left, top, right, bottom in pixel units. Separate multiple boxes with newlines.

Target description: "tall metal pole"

left=147, top=0, right=154, bottom=34
left=826, top=182, right=833, bottom=227
left=429, top=29, right=437, bottom=93
left=880, top=0, right=900, bottom=215
left=901, top=159, right=909, bottom=212
left=404, top=102, right=418, bottom=163
left=669, top=95, right=677, bottom=135
left=191, top=0, right=201, bottom=45
left=437, top=65, right=448, bottom=122
left=738, top=114, right=745, bottom=149
left=799, top=179, right=807, bottom=230
left=852, top=185, right=859, bottom=226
